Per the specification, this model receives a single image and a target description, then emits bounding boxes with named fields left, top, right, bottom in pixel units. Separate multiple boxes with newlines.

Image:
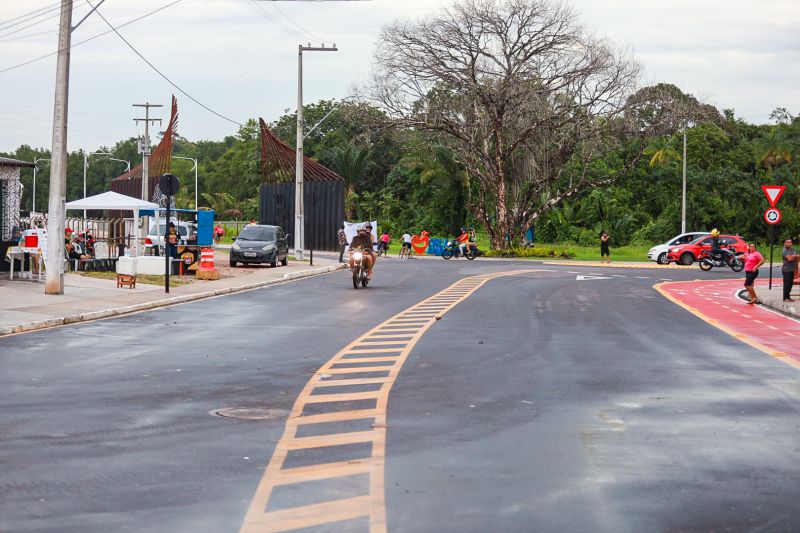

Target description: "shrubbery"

left=486, top=246, right=575, bottom=259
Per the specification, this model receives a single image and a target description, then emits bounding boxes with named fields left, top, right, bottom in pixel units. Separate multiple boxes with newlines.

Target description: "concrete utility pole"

left=133, top=103, right=162, bottom=201
left=45, top=1, right=73, bottom=295
left=295, top=43, right=337, bottom=261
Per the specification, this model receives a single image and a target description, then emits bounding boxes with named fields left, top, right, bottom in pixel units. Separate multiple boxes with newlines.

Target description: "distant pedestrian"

left=781, top=238, right=798, bottom=302
left=743, top=243, right=765, bottom=304
left=214, top=223, right=224, bottom=244
left=600, top=232, right=611, bottom=263
left=337, top=225, right=348, bottom=263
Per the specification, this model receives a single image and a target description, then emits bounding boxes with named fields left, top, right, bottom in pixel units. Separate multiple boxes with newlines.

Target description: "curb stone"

left=0, top=264, right=346, bottom=337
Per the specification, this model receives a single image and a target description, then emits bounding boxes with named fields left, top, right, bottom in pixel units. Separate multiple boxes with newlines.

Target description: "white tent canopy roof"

left=65, top=191, right=158, bottom=211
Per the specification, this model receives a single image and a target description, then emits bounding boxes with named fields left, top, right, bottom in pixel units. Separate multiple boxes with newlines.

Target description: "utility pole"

left=295, top=43, right=337, bottom=261
left=45, top=1, right=73, bottom=295
left=133, top=103, right=162, bottom=201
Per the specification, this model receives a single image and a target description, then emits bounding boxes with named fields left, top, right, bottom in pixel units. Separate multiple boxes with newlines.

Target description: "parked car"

left=144, top=221, right=197, bottom=253
left=230, top=224, right=289, bottom=267
left=666, top=234, right=748, bottom=265
left=647, top=232, right=709, bottom=264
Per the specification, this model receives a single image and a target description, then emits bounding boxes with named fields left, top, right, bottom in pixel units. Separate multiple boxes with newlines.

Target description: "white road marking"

left=576, top=275, right=613, bottom=281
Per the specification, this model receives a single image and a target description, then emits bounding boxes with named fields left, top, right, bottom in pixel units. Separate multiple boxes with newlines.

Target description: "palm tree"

left=201, top=191, right=242, bottom=219
left=332, top=144, right=373, bottom=220
left=756, top=127, right=795, bottom=170
left=644, top=137, right=681, bottom=168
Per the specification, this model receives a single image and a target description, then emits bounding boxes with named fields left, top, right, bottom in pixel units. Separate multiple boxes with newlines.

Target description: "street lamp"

left=82, top=151, right=130, bottom=218
left=32, top=157, right=50, bottom=214
left=172, top=156, right=198, bottom=209
left=295, top=43, right=338, bottom=261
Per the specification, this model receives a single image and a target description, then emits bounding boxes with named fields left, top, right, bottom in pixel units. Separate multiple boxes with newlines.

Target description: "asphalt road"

left=1, top=260, right=799, bottom=532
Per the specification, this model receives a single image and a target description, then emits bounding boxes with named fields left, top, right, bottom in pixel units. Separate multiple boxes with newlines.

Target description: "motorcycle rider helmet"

left=357, top=225, right=367, bottom=233
left=710, top=228, right=720, bottom=237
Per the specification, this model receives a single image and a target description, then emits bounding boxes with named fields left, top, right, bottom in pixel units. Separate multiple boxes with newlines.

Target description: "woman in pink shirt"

left=743, top=243, right=765, bottom=304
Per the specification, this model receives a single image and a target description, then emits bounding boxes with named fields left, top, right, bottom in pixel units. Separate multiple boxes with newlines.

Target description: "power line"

left=0, top=1, right=65, bottom=32
left=87, top=0, right=243, bottom=126
left=0, top=0, right=184, bottom=75
left=244, top=0, right=309, bottom=41
left=269, top=2, right=325, bottom=43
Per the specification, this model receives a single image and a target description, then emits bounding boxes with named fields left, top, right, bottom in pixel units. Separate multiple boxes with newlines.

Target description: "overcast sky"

left=1, top=0, right=798, bottom=153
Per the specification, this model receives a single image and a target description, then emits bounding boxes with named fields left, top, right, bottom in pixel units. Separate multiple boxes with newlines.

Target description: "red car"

left=666, top=234, right=748, bottom=265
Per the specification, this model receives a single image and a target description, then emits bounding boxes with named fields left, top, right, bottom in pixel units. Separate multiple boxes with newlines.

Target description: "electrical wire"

left=268, top=2, right=325, bottom=43
left=87, top=0, right=243, bottom=126
left=0, top=0, right=184, bottom=75
left=244, top=0, right=309, bottom=41
left=0, top=1, right=65, bottom=32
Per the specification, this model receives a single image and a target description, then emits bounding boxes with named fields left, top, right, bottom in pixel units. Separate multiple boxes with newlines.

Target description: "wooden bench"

left=116, top=274, right=136, bottom=289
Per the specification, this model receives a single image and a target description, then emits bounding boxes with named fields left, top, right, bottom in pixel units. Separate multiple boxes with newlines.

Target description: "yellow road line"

left=240, top=269, right=542, bottom=533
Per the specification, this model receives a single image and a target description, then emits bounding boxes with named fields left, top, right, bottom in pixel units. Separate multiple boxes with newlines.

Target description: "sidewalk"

left=0, top=255, right=344, bottom=336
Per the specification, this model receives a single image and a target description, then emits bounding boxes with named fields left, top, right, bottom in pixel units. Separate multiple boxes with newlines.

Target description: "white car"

left=647, top=232, right=709, bottom=264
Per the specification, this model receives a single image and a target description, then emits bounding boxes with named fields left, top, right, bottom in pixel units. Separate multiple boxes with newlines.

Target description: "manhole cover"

left=211, top=407, right=289, bottom=420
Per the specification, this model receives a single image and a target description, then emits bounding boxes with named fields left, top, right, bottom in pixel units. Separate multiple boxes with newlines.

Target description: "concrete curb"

left=737, top=288, right=800, bottom=318
left=0, top=263, right=346, bottom=337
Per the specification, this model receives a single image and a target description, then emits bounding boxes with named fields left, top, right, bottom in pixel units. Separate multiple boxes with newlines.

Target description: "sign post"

left=159, top=173, right=180, bottom=294
left=762, top=185, right=785, bottom=290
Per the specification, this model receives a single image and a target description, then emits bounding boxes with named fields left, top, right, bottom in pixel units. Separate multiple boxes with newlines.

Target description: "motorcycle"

left=350, top=249, right=370, bottom=289
left=698, top=249, right=744, bottom=272
left=441, top=240, right=481, bottom=260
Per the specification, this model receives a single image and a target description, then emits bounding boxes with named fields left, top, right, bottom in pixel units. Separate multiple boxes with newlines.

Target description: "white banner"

left=343, top=220, right=378, bottom=251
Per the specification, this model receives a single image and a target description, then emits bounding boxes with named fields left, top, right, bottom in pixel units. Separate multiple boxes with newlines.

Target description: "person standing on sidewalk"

left=337, top=225, right=348, bottom=263
left=743, top=243, right=765, bottom=304
left=781, top=238, right=798, bottom=302
left=600, top=232, right=611, bottom=263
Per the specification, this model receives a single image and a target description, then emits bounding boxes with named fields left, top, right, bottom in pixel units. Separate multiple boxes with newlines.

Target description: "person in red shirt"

left=743, top=243, right=765, bottom=304
left=457, top=227, right=470, bottom=256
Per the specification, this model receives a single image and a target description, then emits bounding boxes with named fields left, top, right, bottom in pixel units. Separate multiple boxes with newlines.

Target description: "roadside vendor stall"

left=139, top=208, right=215, bottom=274
left=65, top=191, right=159, bottom=276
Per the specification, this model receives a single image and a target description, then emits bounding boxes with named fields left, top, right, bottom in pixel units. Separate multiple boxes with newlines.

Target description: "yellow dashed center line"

left=240, top=269, right=542, bottom=533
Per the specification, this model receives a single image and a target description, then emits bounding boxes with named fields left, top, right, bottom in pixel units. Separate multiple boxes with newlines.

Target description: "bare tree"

left=369, top=0, right=654, bottom=247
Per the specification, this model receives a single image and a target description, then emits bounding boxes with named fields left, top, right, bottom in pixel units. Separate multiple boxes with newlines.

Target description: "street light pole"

left=83, top=151, right=130, bottom=217
left=33, top=158, right=50, bottom=214
left=295, top=43, right=337, bottom=261
left=681, top=124, right=687, bottom=234
left=173, top=156, right=198, bottom=208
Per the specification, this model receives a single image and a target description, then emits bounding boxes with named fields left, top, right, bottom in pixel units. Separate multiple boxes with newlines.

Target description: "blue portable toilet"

left=196, top=210, right=214, bottom=246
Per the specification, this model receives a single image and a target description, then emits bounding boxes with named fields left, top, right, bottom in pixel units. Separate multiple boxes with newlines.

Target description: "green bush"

left=486, top=246, right=575, bottom=259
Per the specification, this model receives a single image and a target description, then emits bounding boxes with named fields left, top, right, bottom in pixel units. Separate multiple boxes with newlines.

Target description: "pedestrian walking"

left=337, top=225, right=348, bottom=263
left=600, top=232, right=611, bottom=263
left=743, top=243, right=765, bottom=304
left=781, top=238, right=798, bottom=302
left=214, top=223, right=224, bottom=244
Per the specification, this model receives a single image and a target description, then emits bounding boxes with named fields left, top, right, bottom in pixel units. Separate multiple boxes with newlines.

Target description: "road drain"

left=212, top=407, right=289, bottom=420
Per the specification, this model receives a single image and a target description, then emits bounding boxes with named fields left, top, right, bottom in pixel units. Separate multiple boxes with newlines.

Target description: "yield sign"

left=761, top=185, right=786, bottom=207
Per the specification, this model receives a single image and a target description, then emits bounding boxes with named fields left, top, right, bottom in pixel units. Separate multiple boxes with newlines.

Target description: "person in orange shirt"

left=457, top=227, right=470, bottom=256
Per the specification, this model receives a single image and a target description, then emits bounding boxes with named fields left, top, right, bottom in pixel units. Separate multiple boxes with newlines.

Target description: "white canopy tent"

left=65, top=191, right=158, bottom=257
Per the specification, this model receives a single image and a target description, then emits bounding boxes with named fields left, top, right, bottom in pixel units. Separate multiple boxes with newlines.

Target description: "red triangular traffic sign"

left=761, top=185, right=786, bottom=207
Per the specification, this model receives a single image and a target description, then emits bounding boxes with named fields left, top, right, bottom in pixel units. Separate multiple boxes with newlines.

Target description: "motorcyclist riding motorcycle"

left=709, top=229, right=733, bottom=264
left=457, top=227, right=471, bottom=256
left=349, top=225, right=376, bottom=279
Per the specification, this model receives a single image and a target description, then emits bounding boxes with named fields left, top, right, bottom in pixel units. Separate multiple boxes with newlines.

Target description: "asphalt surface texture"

left=1, top=259, right=799, bottom=532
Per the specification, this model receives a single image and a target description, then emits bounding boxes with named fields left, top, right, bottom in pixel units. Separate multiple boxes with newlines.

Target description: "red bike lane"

left=656, top=278, right=800, bottom=371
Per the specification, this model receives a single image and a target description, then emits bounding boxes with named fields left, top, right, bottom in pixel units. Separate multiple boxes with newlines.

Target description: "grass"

left=565, top=244, right=652, bottom=262
left=76, top=271, right=192, bottom=286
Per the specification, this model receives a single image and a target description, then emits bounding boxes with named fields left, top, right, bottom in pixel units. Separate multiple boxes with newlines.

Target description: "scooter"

left=441, top=240, right=480, bottom=260
left=698, top=249, right=744, bottom=272
left=351, top=249, right=370, bottom=289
